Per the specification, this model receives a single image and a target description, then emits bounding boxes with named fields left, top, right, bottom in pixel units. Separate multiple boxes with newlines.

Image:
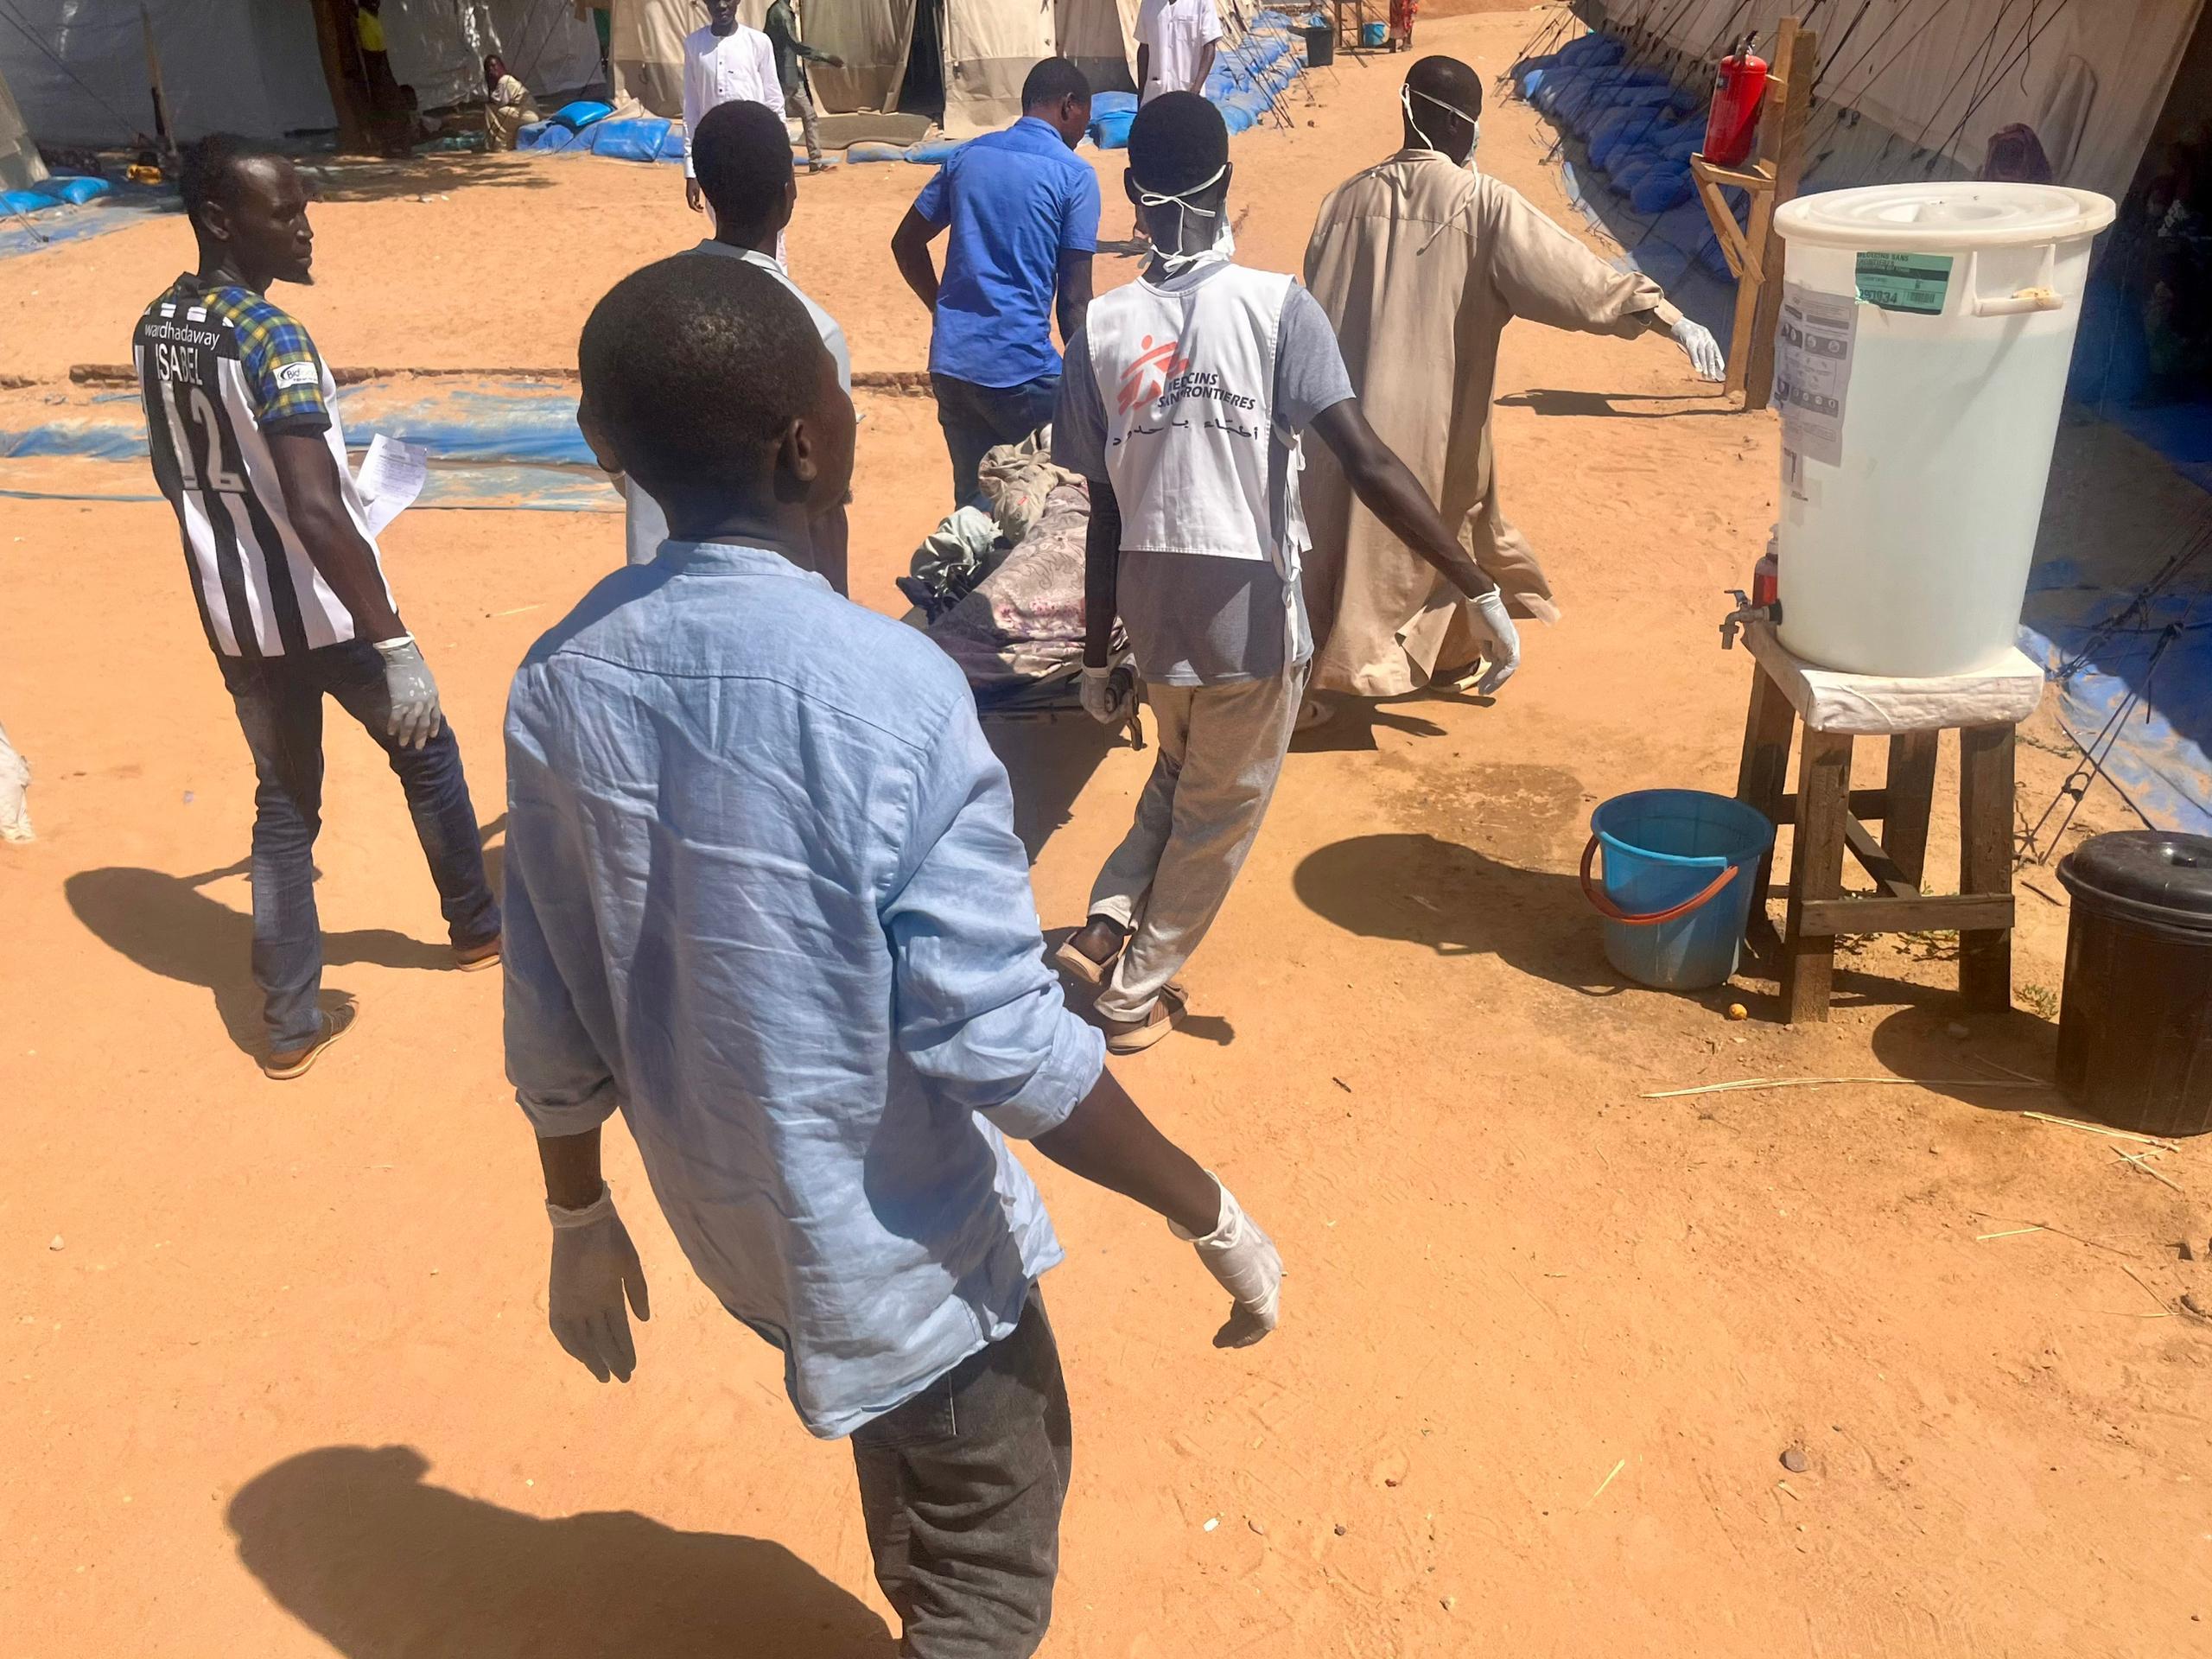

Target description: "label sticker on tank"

left=1854, top=251, right=1954, bottom=314
left=1775, top=282, right=1855, bottom=470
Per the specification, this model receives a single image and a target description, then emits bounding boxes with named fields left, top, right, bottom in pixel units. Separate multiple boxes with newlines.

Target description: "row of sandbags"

left=1511, top=30, right=1748, bottom=285
left=1089, top=11, right=1306, bottom=149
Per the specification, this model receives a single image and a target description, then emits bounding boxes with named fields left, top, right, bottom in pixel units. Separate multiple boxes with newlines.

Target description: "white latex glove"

left=546, top=1184, right=652, bottom=1382
left=373, top=636, right=445, bottom=751
left=1079, top=663, right=1135, bottom=727
left=1171, top=1175, right=1282, bottom=1349
left=1466, top=588, right=1522, bottom=696
left=1671, top=316, right=1726, bottom=382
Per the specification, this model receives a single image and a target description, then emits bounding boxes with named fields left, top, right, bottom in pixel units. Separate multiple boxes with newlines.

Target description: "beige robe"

left=1300, top=149, right=1683, bottom=697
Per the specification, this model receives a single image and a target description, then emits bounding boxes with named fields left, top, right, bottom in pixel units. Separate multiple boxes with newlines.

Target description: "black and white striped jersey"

left=133, top=275, right=395, bottom=658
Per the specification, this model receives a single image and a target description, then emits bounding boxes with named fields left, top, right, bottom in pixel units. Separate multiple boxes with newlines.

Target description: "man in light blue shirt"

left=507, top=251, right=1284, bottom=1656
left=891, top=57, right=1100, bottom=505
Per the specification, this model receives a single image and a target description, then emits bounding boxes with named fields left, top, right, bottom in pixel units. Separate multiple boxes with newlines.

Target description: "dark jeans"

left=219, top=640, right=499, bottom=1051
left=852, top=1287, right=1072, bottom=1658
left=931, top=372, right=1062, bottom=509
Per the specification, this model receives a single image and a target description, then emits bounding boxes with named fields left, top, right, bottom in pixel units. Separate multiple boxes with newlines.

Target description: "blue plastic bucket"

left=1361, top=20, right=1388, bottom=45
left=1581, top=790, right=1774, bottom=989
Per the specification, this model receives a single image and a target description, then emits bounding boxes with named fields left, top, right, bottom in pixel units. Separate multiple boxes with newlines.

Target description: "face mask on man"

left=1401, top=84, right=1480, bottom=167
left=1138, top=164, right=1236, bottom=276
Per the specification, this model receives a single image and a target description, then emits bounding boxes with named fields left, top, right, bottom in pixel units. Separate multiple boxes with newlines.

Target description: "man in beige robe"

left=1300, top=54, right=1723, bottom=700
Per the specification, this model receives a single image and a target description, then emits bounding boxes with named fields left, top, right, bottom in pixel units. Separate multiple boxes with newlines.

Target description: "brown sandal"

left=1103, top=987, right=1185, bottom=1055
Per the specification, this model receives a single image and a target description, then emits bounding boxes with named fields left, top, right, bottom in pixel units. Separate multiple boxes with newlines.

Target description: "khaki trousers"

left=1089, top=665, right=1307, bottom=1022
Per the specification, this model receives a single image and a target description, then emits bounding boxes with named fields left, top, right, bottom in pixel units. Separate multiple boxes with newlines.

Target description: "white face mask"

left=1401, top=83, right=1480, bottom=167
left=1137, top=163, right=1235, bottom=276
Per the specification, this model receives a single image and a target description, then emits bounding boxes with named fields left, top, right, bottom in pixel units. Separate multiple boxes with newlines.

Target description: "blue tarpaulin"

left=0, top=378, right=619, bottom=513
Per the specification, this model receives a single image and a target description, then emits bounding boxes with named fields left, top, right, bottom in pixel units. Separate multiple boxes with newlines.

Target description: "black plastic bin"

left=2056, top=831, right=2212, bottom=1135
left=1305, top=22, right=1335, bottom=67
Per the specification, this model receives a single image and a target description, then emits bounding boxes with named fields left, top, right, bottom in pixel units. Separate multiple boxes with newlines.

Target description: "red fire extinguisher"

left=1704, top=35, right=1769, bottom=167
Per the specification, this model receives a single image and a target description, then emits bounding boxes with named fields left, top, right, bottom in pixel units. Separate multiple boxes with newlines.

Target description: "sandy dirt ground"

left=5, top=9, right=2210, bottom=1656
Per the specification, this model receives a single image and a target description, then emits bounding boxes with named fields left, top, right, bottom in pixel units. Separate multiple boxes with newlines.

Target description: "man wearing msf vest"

left=1049, top=92, right=1522, bottom=1053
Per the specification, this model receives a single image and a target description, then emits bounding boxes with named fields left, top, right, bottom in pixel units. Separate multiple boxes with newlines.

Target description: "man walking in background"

left=1299, top=55, right=1723, bottom=707
left=765, top=0, right=843, bottom=174
left=1135, top=0, right=1221, bottom=104
left=600, top=99, right=852, bottom=588
left=134, top=136, right=499, bottom=1077
left=681, top=0, right=782, bottom=215
left=892, top=58, right=1097, bottom=506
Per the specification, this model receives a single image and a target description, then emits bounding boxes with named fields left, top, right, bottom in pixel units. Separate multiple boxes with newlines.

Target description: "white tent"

left=612, top=0, right=1133, bottom=132
left=1585, top=0, right=2208, bottom=207
left=0, top=0, right=604, bottom=149
left=0, top=55, right=46, bottom=189
left=1056, top=0, right=1139, bottom=99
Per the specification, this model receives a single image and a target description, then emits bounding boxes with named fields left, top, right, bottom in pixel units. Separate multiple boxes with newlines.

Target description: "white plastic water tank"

left=1770, top=182, right=2113, bottom=678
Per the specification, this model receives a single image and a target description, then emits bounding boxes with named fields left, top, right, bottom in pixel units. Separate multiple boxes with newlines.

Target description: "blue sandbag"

left=2, top=189, right=51, bottom=216
left=848, top=141, right=906, bottom=163
left=1090, top=108, right=1135, bottom=149
left=31, top=175, right=111, bottom=205
left=659, top=125, right=687, bottom=160
left=1630, top=164, right=1694, bottom=213
left=905, top=138, right=963, bottom=163
left=1221, top=102, right=1257, bottom=135
left=548, top=99, right=613, bottom=130
left=1608, top=154, right=1656, bottom=195
left=515, top=122, right=557, bottom=149
left=1588, top=105, right=1669, bottom=167
left=1518, top=67, right=1547, bottom=99
left=1091, top=90, right=1137, bottom=116
left=1554, top=33, right=1623, bottom=66
left=588, top=118, right=671, bottom=162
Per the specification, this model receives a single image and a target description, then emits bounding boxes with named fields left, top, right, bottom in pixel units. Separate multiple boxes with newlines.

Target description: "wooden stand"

left=1689, top=16, right=1818, bottom=411
left=1734, top=639, right=2021, bottom=1025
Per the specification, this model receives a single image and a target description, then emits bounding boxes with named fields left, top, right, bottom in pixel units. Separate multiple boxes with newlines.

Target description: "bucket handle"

left=1580, top=836, right=1739, bottom=926
left=1966, top=245, right=2066, bottom=317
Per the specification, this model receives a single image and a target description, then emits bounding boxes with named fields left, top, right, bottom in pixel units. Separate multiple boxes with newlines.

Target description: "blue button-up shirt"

left=503, top=542, right=1104, bottom=1438
left=915, top=116, right=1101, bottom=389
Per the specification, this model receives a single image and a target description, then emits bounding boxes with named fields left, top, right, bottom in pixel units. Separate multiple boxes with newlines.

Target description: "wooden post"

left=1783, top=727, right=1853, bottom=1023
left=308, top=0, right=372, bottom=154
left=1882, top=731, right=1941, bottom=887
left=1736, top=660, right=1798, bottom=957
left=1689, top=17, right=1819, bottom=410
left=1957, top=723, right=2017, bottom=1011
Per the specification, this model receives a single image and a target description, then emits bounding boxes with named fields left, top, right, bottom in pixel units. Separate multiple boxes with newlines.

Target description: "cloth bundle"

left=925, top=483, right=1093, bottom=693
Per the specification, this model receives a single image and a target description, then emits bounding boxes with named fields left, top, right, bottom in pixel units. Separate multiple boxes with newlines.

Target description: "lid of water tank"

left=1776, top=182, right=2114, bottom=251
left=2057, top=831, right=2212, bottom=925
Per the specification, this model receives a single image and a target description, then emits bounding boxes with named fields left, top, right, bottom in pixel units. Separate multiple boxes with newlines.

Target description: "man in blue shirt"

left=507, top=252, right=1284, bottom=1656
left=892, top=57, right=1100, bottom=505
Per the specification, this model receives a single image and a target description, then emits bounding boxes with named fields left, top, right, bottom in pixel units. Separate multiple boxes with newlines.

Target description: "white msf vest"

left=1084, top=264, right=1306, bottom=568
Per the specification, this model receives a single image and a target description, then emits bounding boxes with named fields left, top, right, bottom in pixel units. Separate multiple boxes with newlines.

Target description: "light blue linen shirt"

left=503, top=541, right=1104, bottom=1438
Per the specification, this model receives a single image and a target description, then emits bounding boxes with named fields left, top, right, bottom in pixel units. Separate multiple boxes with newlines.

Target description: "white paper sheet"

left=1775, top=282, right=1856, bottom=478
left=354, top=433, right=429, bottom=537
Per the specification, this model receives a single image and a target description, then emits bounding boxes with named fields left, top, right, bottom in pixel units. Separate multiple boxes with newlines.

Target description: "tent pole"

left=139, top=4, right=176, bottom=162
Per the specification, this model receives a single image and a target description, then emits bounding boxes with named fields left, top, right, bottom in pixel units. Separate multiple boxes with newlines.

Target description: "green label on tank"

left=1854, top=251, right=1955, bottom=314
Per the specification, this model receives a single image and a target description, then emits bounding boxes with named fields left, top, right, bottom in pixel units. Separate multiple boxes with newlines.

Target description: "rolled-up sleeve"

left=882, top=696, right=1104, bottom=1140
left=503, top=693, right=620, bottom=1139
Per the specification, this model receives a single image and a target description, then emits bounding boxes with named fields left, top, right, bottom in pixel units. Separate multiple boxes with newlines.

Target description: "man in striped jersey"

left=135, top=134, right=500, bottom=1080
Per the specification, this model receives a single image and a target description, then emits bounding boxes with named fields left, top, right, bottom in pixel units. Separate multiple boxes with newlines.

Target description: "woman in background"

left=484, top=54, right=538, bottom=150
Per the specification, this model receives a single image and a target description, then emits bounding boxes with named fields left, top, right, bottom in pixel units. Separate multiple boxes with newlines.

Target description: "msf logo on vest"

left=1117, top=334, right=1192, bottom=415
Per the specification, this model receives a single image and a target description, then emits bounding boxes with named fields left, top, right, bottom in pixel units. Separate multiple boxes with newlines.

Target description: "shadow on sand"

left=227, top=1445, right=893, bottom=1658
